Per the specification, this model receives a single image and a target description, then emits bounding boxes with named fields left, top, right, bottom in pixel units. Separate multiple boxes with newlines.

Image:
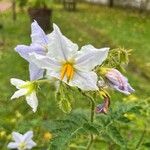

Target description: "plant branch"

left=78, top=89, right=95, bottom=150
left=86, top=95, right=95, bottom=150
left=35, top=79, right=50, bottom=84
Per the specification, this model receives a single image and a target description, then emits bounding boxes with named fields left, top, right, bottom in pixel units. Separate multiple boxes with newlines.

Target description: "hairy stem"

left=86, top=95, right=95, bottom=150
left=78, top=89, right=95, bottom=150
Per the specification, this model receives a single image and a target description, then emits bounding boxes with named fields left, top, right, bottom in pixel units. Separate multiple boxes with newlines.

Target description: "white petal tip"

left=10, top=78, right=15, bottom=84
left=53, top=23, right=61, bottom=33
left=32, top=20, right=38, bottom=25
left=53, top=23, right=58, bottom=28
left=10, top=94, right=18, bottom=100
left=102, top=47, right=110, bottom=51
left=33, top=109, right=37, bottom=113
left=10, top=96, right=15, bottom=100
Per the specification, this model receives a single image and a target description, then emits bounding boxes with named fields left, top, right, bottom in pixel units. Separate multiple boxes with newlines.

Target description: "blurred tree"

left=17, top=0, right=28, bottom=11
left=12, top=0, right=16, bottom=21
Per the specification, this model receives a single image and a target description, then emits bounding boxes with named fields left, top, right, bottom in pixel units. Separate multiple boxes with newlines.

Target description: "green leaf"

left=49, top=111, right=88, bottom=149
left=83, top=123, right=101, bottom=135
left=105, top=125, right=126, bottom=147
left=96, top=114, right=111, bottom=127
left=109, top=103, right=141, bottom=122
left=58, top=99, right=72, bottom=114
left=142, top=142, right=150, bottom=148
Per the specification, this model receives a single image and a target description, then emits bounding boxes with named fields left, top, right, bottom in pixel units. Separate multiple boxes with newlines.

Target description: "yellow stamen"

left=19, top=142, right=26, bottom=149
left=61, top=63, right=74, bottom=82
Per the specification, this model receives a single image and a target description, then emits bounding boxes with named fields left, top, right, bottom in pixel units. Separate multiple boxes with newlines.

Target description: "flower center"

left=19, top=142, right=26, bottom=150
left=61, top=62, right=74, bottom=83
left=20, top=82, right=36, bottom=95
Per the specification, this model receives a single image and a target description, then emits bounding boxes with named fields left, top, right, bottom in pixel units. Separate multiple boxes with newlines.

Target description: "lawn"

left=0, top=2, right=150, bottom=150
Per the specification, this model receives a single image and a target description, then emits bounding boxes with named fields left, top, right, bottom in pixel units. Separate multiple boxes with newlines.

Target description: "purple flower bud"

left=96, top=96, right=110, bottom=114
left=105, top=68, right=135, bottom=95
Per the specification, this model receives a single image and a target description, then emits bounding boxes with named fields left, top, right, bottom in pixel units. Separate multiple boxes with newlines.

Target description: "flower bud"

left=95, top=95, right=110, bottom=114
left=103, top=68, right=134, bottom=95
left=43, top=132, right=53, bottom=141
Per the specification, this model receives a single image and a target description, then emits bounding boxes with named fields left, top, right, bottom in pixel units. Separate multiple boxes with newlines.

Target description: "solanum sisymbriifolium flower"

left=10, top=78, right=38, bottom=112
left=7, top=131, right=36, bottom=150
left=100, top=68, right=135, bottom=95
left=29, top=24, right=109, bottom=91
left=15, top=21, right=49, bottom=81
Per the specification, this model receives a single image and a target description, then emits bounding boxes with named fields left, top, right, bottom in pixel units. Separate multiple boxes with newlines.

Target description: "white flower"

left=29, top=24, right=109, bottom=91
left=7, top=131, right=36, bottom=150
left=10, top=78, right=38, bottom=112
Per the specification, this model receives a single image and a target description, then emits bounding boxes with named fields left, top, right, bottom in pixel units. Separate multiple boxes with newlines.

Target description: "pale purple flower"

left=95, top=96, right=110, bottom=114
left=105, top=68, right=135, bottom=95
left=15, top=20, right=49, bottom=81
left=7, top=131, right=36, bottom=150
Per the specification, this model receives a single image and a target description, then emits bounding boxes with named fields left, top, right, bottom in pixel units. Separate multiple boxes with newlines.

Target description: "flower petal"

left=127, top=84, right=135, bottom=93
left=70, top=71, right=99, bottom=91
left=23, top=131, right=33, bottom=142
left=7, top=142, right=18, bottom=149
left=31, top=20, right=48, bottom=45
left=26, top=91, right=38, bottom=112
left=112, top=84, right=130, bottom=95
left=12, top=132, right=23, bottom=142
left=75, top=45, right=109, bottom=71
left=11, top=89, right=28, bottom=99
left=29, top=53, right=61, bottom=71
left=48, top=70, right=98, bottom=91
left=26, top=140, right=37, bottom=149
left=47, top=24, right=78, bottom=61
left=10, top=78, right=26, bottom=89
left=29, top=63, right=44, bottom=81
left=15, top=44, right=46, bottom=62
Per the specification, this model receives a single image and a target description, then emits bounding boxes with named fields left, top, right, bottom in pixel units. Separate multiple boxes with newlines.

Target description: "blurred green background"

left=0, top=0, right=150, bottom=149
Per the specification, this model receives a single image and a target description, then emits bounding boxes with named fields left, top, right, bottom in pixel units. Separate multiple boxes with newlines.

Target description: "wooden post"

left=139, top=0, right=148, bottom=12
left=12, top=0, right=16, bottom=21
left=63, top=0, right=76, bottom=11
left=109, top=0, right=114, bottom=7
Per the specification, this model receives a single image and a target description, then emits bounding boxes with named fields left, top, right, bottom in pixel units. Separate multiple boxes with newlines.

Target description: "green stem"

left=86, top=95, right=95, bottom=150
left=35, top=79, right=50, bottom=84
left=86, top=134, right=94, bottom=150
left=78, top=89, right=95, bottom=150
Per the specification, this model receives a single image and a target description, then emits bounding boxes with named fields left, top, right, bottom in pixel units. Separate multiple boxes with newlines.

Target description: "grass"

left=0, top=2, right=150, bottom=150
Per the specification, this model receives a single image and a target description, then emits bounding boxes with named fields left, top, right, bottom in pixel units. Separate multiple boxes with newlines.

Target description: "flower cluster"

left=9, top=21, right=135, bottom=149
left=10, top=20, right=135, bottom=113
left=10, top=21, right=111, bottom=111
